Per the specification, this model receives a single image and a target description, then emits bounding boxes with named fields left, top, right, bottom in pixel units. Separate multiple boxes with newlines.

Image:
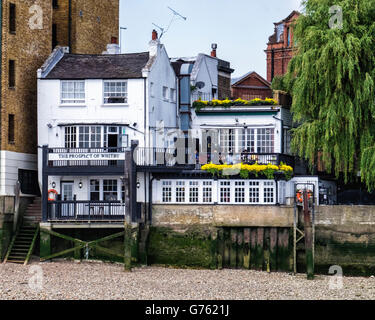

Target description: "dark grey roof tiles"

left=45, top=52, right=150, bottom=79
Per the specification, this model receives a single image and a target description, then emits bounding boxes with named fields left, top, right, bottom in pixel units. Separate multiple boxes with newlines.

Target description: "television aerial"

left=152, top=6, right=187, bottom=39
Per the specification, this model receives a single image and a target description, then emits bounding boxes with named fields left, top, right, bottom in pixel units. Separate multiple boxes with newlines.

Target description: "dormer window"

left=104, top=80, right=127, bottom=104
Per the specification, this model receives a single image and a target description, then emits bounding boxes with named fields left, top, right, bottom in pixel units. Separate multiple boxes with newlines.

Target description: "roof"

left=45, top=52, right=150, bottom=79
left=274, top=10, right=301, bottom=25
left=231, top=71, right=271, bottom=87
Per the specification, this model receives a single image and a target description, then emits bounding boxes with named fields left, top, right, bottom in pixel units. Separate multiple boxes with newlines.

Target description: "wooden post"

left=223, top=228, right=230, bottom=268
left=217, top=228, right=223, bottom=270
left=270, top=227, right=278, bottom=272
left=264, top=228, right=271, bottom=273
left=250, top=228, right=257, bottom=270
left=40, top=224, right=51, bottom=261
left=230, top=228, right=237, bottom=268
left=303, top=190, right=314, bottom=280
left=237, top=228, right=244, bottom=269
left=256, top=228, right=264, bottom=271
left=124, top=221, right=132, bottom=272
left=243, top=228, right=250, bottom=269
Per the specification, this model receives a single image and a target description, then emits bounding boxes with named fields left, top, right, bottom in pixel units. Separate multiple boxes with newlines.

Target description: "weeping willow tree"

left=285, top=0, right=375, bottom=190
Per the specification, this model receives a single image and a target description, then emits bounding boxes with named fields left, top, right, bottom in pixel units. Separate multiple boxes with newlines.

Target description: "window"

left=162, top=86, right=169, bottom=100
left=220, top=181, right=231, bottom=203
left=64, top=126, right=77, bottom=148
left=219, top=129, right=235, bottom=154
left=170, top=88, right=176, bottom=102
left=189, top=181, right=199, bottom=203
left=162, top=181, right=172, bottom=203
left=78, top=126, right=101, bottom=148
left=287, top=27, right=291, bottom=47
left=18, top=170, right=40, bottom=195
left=176, top=181, right=185, bottom=203
left=9, top=3, right=16, bottom=34
left=104, top=80, right=127, bottom=104
left=235, top=181, right=245, bottom=203
left=150, top=82, right=154, bottom=97
left=103, top=180, right=118, bottom=201
left=9, top=60, right=15, bottom=88
left=257, top=128, right=274, bottom=153
left=61, top=81, right=85, bottom=104
left=264, top=181, right=275, bottom=203
left=203, top=181, right=212, bottom=203
left=8, top=114, right=15, bottom=144
left=90, top=180, right=100, bottom=201
left=52, top=24, right=58, bottom=49
left=276, top=23, right=284, bottom=42
left=249, top=181, right=260, bottom=203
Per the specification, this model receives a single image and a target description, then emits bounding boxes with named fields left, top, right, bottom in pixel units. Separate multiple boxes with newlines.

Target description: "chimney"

left=102, top=43, right=120, bottom=54
left=152, top=29, right=158, bottom=41
left=211, top=43, right=217, bottom=58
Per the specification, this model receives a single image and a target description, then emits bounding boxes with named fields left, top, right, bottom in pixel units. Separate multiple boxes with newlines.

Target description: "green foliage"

left=271, top=75, right=288, bottom=92
left=285, top=0, right=375, bottom=189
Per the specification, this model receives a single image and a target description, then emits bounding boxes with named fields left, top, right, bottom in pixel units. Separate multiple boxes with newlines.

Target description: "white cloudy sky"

left=120, top=0, right=303, bottom=78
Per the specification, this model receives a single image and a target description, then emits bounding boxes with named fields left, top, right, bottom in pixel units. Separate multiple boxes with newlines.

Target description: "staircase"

left=3, top=198, right=41, bottom=265
left=23, top=197, right=42, bottom=225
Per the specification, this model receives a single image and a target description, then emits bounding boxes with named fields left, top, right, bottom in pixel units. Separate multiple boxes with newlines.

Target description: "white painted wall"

left=0, top=151, right=37, bottom=196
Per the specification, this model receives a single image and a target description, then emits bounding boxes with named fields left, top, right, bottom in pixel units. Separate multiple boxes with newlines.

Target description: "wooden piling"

left=237, top=228, right=244, bottom=269
left=303, top=191, right=314, bottom=280
left=250, top=228, right=257, bottom=269
left=124, top=222, right=132, bottom=272
left=269, top=227, right=278, bottom=271
left=256, top=227, right=264, bottom=271
left=40, top=226, right=51, bottom=261
left=217, top=228, right=224, bottom=270
left=243, top=228, right=251, bottom=269
left=224, top=228, right=230, bottom=268
left=264, top=228, right=270, bottom=273
left=230, top=228, right=237, bottom=268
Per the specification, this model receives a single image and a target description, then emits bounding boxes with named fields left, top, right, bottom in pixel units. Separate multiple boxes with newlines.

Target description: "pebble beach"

left=0, top=259, right=374, bottom=300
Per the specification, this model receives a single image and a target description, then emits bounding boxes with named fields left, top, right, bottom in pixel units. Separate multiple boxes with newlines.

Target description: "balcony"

left=134, top=147, right=294, bottom=171
left=47, top=200, right=126, bottom=222
left=43, top=146, right=126, bottom=175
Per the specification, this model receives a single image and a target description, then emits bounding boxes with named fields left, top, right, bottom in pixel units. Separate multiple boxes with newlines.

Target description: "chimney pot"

left=111, top=36, right=118, bottom=44
left=211, top=43, right=217, bottom=57
left=152, top=29, right=158, bottom=41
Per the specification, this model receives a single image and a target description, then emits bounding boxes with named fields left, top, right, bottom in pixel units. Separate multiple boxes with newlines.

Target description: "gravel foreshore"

left=0, top=259, right=374, bottom=300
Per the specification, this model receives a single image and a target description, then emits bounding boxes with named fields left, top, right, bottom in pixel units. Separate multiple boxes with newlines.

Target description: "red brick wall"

left=231, top=73, right=272, bottom=100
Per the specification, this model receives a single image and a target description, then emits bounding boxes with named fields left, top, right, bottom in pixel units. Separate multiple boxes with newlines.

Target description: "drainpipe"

left=271, top=49, right=274, bottom=81
left=68, top=0, right=72, bottom=53
left=273, top=116, right=284, bottom=154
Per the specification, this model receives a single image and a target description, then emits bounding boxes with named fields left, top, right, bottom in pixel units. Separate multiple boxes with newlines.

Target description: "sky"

left=120, top=0, right=302, bottom=79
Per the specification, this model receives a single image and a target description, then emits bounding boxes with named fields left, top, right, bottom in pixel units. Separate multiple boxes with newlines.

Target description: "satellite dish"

left=196, top=81, right=205, bottom=89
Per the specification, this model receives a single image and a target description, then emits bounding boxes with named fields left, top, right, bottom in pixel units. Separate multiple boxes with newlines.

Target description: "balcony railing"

left=135, top=147, right=294, bottom=168
left=47, top=200, right=126, bottom=221
left=46, top=147, right=126, bottom=168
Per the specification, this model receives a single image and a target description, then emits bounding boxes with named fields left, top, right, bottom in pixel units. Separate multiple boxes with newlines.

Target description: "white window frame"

left=61, top=80, right=85, bottom=105
left=103, top=80, right=128, bottom=105
left=158, top=179, right=276, bottom=205
left=162, top=86, right=169, bottom=101
left=170, top=88, right=176, bottom=103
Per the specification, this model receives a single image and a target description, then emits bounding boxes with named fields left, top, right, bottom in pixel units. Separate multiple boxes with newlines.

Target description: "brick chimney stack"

left=211, top=43, right=217, bottom=58
left=152, top=29, right=158, bottom=41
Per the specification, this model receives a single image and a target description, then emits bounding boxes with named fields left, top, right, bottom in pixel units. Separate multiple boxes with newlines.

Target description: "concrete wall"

left=152, top=204, right=293, bottom=229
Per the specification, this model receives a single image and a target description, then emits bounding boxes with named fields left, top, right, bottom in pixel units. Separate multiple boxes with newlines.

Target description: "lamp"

left=79, top=181, right=83, bottom=189
left=52, top=182, right=56, bottom=189
left=136, top=181, right=141, bottom=189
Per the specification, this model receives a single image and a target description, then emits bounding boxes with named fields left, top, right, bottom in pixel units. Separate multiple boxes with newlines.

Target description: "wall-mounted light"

left=79, top=181, right=83, bottom=189
left=52, top=182, right=56, bottom=189
left=136, top=181, right=141, bottom=189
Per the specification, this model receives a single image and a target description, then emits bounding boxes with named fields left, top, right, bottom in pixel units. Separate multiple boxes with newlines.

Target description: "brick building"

left=231, top=71, right=272, bottom=100
left=0, top=0, right=119, bottom=242
left=265, top=10, right=300, bottom=82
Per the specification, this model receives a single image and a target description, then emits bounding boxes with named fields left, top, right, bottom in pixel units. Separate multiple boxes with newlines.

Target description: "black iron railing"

left=46, top=147, right=125, bottom=168
left=47, top=200, right=126, bottom=221
left=135, top=147, right=294, bottom=168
